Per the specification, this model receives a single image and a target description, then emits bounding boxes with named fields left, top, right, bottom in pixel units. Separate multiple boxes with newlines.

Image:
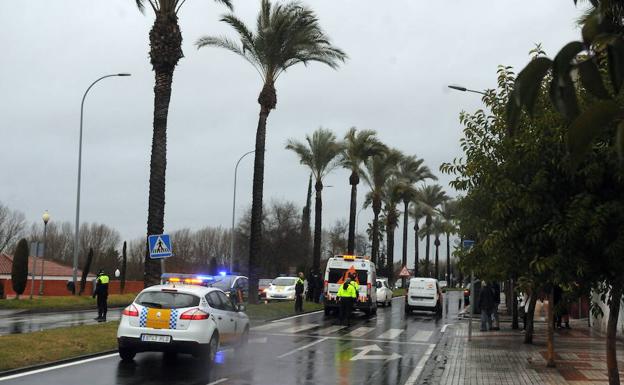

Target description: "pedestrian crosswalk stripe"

left=251, top=321, right=289, bottom=331
left=347, top=327, right=375, bottom=337
left=282, top=323, right=319, bottom=334
left=315, top=325, right=347, bottom=335
left=377, top=328, right=404, bottom=339
left=410, top=330, right=433, bottom=342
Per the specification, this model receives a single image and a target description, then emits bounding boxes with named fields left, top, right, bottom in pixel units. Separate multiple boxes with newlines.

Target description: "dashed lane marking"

left=206, top=378, right=228, bottom=385
left=282, top=323, right=319, bottom=334
left=315, top=325, right=347, bottom=335
left=251, top=321, right=289, bottom=331
left=277, top=337, right=329, bottom=359
left=347, top=326, right=375, bottom=337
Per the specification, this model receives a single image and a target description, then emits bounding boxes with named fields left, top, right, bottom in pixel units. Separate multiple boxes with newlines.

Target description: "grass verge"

left=0, top=300, right=324, bottom=373
left=0, top=294, right=137, bottom=312
left=0, top=321, right=119, bottom=372
left=393, top=288, right=406, bottom=297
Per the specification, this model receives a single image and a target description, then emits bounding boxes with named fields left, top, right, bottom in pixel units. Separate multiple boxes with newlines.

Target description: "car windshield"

left=273, top=278, right=296, bottom=286
left=136, top=291, right=200, bottom=309
left=207, top=277, right=235, bottom=291
left=259, top=279, right=272, bottom=288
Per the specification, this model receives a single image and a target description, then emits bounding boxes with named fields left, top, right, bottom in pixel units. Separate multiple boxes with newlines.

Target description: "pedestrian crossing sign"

left=148, top=234, right=173, bottom=259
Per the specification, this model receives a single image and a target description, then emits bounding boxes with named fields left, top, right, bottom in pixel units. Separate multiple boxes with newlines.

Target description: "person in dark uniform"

left=295, top=272, right=305, bottom=312
left=93, top=269, right=110, bottom=322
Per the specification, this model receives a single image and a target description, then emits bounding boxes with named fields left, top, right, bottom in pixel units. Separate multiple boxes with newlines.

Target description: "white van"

left=323, top=255, right=378, bottom=316
left=405, top=277, right=442, bottom=314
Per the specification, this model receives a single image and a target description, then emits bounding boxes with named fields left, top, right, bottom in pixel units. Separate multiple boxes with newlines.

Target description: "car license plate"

left=141, top=334, right=171, bottom=343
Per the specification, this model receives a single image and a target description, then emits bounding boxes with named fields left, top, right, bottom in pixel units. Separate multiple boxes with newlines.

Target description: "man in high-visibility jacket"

left=295, top=272, right=305, bottom=312
left=93, top=270, right=110, bottom=322
left=338, top=278, right=357, bottom=326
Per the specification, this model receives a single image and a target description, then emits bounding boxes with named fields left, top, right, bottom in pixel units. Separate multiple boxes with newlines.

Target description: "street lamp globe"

left=42, top=210, right=50, bottom=224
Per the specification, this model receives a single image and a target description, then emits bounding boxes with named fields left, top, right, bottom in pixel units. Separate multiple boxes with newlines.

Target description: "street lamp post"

left=230, top=150, right=255, bottom=272
left=39, top=211, right=50, bottom=296
left=447, top=84, right=487, bottom=96
left=73, top=73, right=130, bottom=293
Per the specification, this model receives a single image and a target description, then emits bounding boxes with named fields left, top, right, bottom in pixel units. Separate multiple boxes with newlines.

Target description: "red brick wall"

left=0, top=279, right=144, bottom=298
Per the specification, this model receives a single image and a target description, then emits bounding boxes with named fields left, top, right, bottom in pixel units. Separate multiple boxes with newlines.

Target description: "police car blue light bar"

left=160, top=273, right=218, bottom=286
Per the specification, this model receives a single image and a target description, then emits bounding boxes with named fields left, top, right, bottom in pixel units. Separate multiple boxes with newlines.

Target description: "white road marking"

left=410, top=330, right=433, bottom=342
left=282, top=323, right=319, bottom=334
left=249, top=337, right=268, bottom=344
left=377, top=328, right=404, bottom=339
left=316, top=325, right=347, bottom=335
left=404, top=344, right=436, bottom=385
left=251, top=321, right=289, bottom=331
left=206, top=378, right=228, bottom=385
left=277, top=337, right=328, bottom=359
left=350, top=344, right=402, bottom=361
left=347, top=326, right=375, bottom=337
left=262, top=332, right=432, bottom=346
left=271, top=310, right=324, bottom=322
left=0, top=353, right=119, bottom=381
left=441, top=324, right=450, bottom=333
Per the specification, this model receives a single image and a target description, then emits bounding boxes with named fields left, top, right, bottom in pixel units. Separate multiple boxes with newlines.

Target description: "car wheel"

left=405, top=305, right=411, bottom=314
left=119, top=347, right=136, bottom=362
left=197, top=333, right=219, bottom=362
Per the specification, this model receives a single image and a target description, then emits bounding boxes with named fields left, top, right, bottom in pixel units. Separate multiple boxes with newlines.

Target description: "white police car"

left=117, top=274, right=250, bottom=362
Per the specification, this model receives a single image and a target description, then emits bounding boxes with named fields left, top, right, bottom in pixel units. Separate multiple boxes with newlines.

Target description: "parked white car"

left=376, top=278, right=393, bottom=307
left=265, top=277, right=299, bottom=301
left=117, top=274, right=250, bottom=363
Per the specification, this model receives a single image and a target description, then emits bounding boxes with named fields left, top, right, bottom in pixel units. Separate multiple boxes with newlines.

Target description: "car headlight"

left=287, top=286, right=295, bottom=291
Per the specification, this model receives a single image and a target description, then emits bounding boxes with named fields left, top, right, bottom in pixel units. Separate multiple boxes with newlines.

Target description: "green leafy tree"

left=11, top=239, right=29, bottom=299
left=340, top=128, right=385, bottom=254
left=286, top=128, right=343, bottom=273
left=135, top=0, right=233, bottom=287
left=362, top=149, right=402, bottom=265
left=196, top=0, right=346, bottom=304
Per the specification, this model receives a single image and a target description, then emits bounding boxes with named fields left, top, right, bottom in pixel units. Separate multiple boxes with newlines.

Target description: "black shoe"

left=98, top=318, right=106, bottom=323
left=94, top=316, right=102, bottom=321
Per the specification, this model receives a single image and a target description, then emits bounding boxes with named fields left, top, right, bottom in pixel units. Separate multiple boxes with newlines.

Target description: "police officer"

left=337, top=278, right=357, bottom=326
left=349, top=273, right=360, bottom=298
left=93, top=269, right=110, bottom=322
left=295, top=272, right=305, bottom=312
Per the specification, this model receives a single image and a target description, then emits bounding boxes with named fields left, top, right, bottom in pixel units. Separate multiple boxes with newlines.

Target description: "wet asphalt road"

left=0, top=309, right=122, bottom=335
left=0, top=292, right=463, bottom=385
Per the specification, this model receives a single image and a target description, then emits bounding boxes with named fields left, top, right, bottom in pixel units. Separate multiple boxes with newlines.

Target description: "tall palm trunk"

left=413, top=221, right=419, bottom=276
left=445, top=232, right=451, bottom=284
left=313, top=180, right=323, bottom=271
left=386, top=215, right=396, bottom=285
left=249, top=82, right=276, bottom=305
left=371, top=197, right=381, bottom=265
left=425, top=231, right=431, bottom=277
left=607, top=286, right=622, bottom=385
left=434, top=236, right=440, bottom=280
left=301, top=175, right=312, bottom=267
left=402, top=200, right=409, bottom=286
left=347, top=171, right=359, bottom=254
left=145, top=12, right=183, bottom=287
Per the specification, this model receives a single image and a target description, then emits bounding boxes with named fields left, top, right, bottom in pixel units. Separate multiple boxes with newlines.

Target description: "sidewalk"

left=432, top=319, right=624, bottom=385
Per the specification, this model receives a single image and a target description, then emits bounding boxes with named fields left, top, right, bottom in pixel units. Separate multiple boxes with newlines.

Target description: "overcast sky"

left=1, top=0, right=582, bottom=265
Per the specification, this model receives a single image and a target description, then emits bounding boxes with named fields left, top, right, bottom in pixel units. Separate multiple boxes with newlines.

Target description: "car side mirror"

left=237, top=304, right=246, bottom=312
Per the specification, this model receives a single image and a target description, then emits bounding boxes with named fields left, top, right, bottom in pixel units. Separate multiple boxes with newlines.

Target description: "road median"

left=0, top=294, right=137, bottom=314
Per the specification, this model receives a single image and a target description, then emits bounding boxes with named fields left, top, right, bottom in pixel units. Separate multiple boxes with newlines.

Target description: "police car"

left=323, top=255, right=378, bottom=316
left=116, top=274, right=250, bottom=362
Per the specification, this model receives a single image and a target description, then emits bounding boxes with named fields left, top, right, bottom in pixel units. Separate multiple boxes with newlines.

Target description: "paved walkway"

left=430, top=319, right=624, bottom=385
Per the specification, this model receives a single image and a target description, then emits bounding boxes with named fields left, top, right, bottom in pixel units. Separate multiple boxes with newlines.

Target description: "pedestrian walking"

left=295, top=272, right=305, bottom=312
left=337, top=278, right=357, bottom=326
left=491, top=281, right=501, bottom=330
left=478, top=281, right=495, bottom=331
left=93, top=269, right=110, bottom=322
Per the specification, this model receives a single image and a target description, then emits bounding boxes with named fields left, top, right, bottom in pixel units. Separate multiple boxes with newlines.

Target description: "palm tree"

left=135, top=0, right=232, bottom=287
left=340, top=128, right=385, bottom=254
left=409, top=202, right=426, bottom=276
left=429, top=217, right=446, bottom=280
left=197, top=0, right=346, bottom=303
left=362, top=149, right=402, bottom=265
left=381, top=177, right=402, bottom=285
left=286, top=128, right=342, bottom=273
left=415, top=184, right=448, bottom=277
left=396, top=155, right=435, bottom=282
left=438, top=199, right=459, bottom=284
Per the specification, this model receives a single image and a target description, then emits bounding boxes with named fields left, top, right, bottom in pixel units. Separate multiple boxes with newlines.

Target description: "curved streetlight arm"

left=447, top=85, right=487, bottom=96
left=73, top=73, right=130, bottom=291
left=230, top=150, right=256, bottom=271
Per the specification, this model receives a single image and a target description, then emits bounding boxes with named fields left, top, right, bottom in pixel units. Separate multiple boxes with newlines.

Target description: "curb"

left=0, top=349, right=117, bottom=379
left=2, top=305, right=128, bottom=316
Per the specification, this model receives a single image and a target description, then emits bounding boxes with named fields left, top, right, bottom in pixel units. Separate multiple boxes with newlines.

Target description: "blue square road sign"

left=148, top=234, right=173, bottom=259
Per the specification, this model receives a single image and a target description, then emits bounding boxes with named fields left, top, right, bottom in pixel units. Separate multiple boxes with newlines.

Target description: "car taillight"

left=180, top=308, right=210, bottom=320
left=464, top=290, right=469, bottom=296
left=324, top=280, right=328, bottom=293
left=122, top=304, right=139, bottom=317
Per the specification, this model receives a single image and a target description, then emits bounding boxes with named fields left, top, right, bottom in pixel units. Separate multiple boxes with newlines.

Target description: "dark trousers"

left=295, top=294, right=303, bottom=312
left=97, top=295, right=108, bottom=319
left=339, top=297, right=354, bottom=326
